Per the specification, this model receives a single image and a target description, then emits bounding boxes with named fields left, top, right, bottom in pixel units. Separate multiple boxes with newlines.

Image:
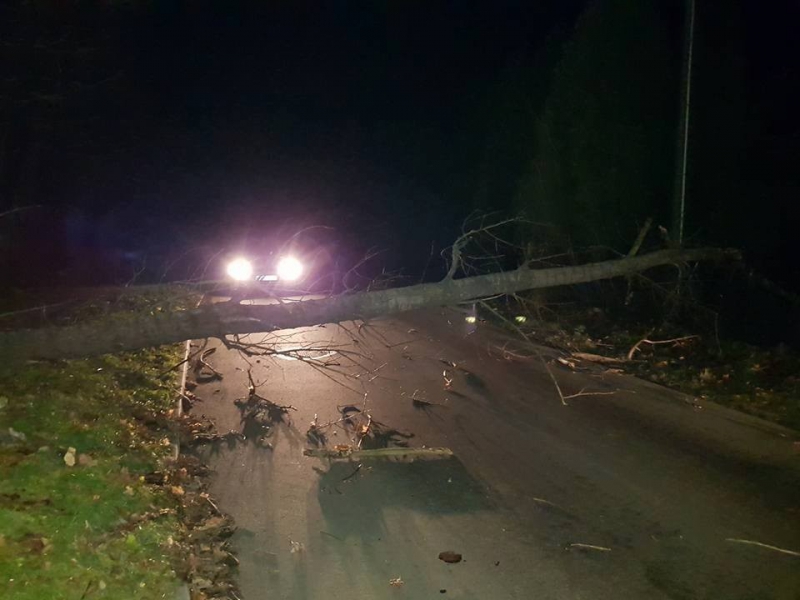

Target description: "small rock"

left=64, top=447, right=77, bottom=467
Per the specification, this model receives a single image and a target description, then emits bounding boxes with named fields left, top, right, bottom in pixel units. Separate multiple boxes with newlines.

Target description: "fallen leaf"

left=63, top=447, right=76, bottom=467
left=21, top=534, right=52, bottom=555
left=438, top=550, right=462, bottom=564
left=78, top=454, right=97, bottom=467
left=8, top=427, right=26, bottom=442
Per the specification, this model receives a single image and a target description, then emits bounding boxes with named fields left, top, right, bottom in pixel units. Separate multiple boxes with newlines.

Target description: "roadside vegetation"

left=0, top=345, right=185, bottom=599
left=0, top=289, right=229, bottom=600
left=489, top=274, right=800, bottom=432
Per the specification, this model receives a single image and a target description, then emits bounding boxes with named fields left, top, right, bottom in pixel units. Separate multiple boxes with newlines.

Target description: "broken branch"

left=303, top=446, right=454, bottom=461
left=725, top=538, right=800, bottom=558
left=627, top=335, right=699, bottom=361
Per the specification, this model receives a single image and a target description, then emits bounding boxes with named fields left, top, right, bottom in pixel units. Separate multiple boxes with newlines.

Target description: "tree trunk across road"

left=0, top=247, right=739, bottom=362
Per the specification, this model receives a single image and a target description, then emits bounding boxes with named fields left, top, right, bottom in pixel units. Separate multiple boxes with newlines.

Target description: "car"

left=211, top=254, right=307, bottom=301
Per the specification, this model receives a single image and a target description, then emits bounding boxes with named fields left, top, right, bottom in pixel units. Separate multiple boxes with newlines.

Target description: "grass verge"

left=0, top=341, right=186, bottom=599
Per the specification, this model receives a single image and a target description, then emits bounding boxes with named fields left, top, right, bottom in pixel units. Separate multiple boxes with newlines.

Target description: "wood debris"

left=303, top=446, right=453, bottom=461
left=571, top=352, right=627, bottom=366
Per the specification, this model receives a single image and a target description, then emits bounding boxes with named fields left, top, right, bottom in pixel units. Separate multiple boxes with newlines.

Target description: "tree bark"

left=0, top=247, right=739, bottom=363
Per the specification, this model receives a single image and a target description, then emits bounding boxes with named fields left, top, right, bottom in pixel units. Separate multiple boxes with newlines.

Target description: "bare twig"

left=627, top=335, right=699, bottom=361
left=195, top=347, right=223, bottom=381
left=480, top=300, right=570, bottom=406
left=725, top=538, right=800, bottom=558
left=531, top=497, right=565, bottom=510
left=444, top=216, right=520, bottom=280
left=0, top=205, right=41, bottom=219
left=571, top=352, right=627, bottom=366
left=568, top=543, right=612, bottom=552
left=340, top=463, right=363, bottom=481
left=356, top=415, right=372, bottom=449
left=157, top=345, right=206, bottom=379
left=627, top=217, right=653, bottom=258
left=562, top=387, right=619, bottom=400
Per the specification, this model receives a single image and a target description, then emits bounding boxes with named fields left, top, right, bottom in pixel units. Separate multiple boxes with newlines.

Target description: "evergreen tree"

left=516, top=0, right=677, bottom=250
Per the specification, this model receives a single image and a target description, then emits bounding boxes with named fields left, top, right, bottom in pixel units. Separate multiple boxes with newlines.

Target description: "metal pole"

left=675, top=0, right=696, bottom=245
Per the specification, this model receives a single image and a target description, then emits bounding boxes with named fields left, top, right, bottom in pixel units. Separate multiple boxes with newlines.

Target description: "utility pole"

left=673, top=0, right=696, bottom=245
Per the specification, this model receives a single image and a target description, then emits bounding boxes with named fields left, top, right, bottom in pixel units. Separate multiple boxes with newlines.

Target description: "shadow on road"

left=314, top=457, right=495, bottom=540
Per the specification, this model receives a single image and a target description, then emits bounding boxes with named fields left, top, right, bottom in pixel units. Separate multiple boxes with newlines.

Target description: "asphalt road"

left=189, top=305, right=800, bottom=600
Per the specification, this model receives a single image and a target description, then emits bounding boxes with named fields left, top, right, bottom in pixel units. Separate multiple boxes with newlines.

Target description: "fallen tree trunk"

left=0, top=247, right=739, bottom=363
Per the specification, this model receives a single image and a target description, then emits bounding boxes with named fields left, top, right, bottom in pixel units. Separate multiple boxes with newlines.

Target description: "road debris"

left=408, top=389, right=447, bottom=408
left=571, top=352, right=627, bottom=366
left=340, top=463, right=362, bottom=481
left=307, top=414, right=327, bottom=446
left=195, top=347, right=223, bottom=382
left=438, top=551, right=462, bottom=564
left=556, top=357, right=581, bottom=371
left=303, top=446, right=453, bottom=461
left=725, top=538, right=800, bottom=557
left=567, top=543, right=612, bottom=553
left=627, top=335, right=699, bottom=361
left=442, top=370, right=453, bottom=390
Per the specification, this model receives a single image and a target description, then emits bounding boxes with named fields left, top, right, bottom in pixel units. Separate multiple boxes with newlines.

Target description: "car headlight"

left=226, top=258, right=254, bottom=281
left=276, top=256, right=303, bottom=281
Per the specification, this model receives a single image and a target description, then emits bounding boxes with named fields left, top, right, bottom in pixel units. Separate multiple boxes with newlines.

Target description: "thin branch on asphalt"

left=725, top=538, right=800, bottom=557
left=568, top=543, right=612, bottom=552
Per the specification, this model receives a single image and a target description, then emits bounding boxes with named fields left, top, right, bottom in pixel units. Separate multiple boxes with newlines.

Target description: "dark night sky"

left=1, top=0, right=798, bottom=288
left=114, top=1, right=584, bottom=270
